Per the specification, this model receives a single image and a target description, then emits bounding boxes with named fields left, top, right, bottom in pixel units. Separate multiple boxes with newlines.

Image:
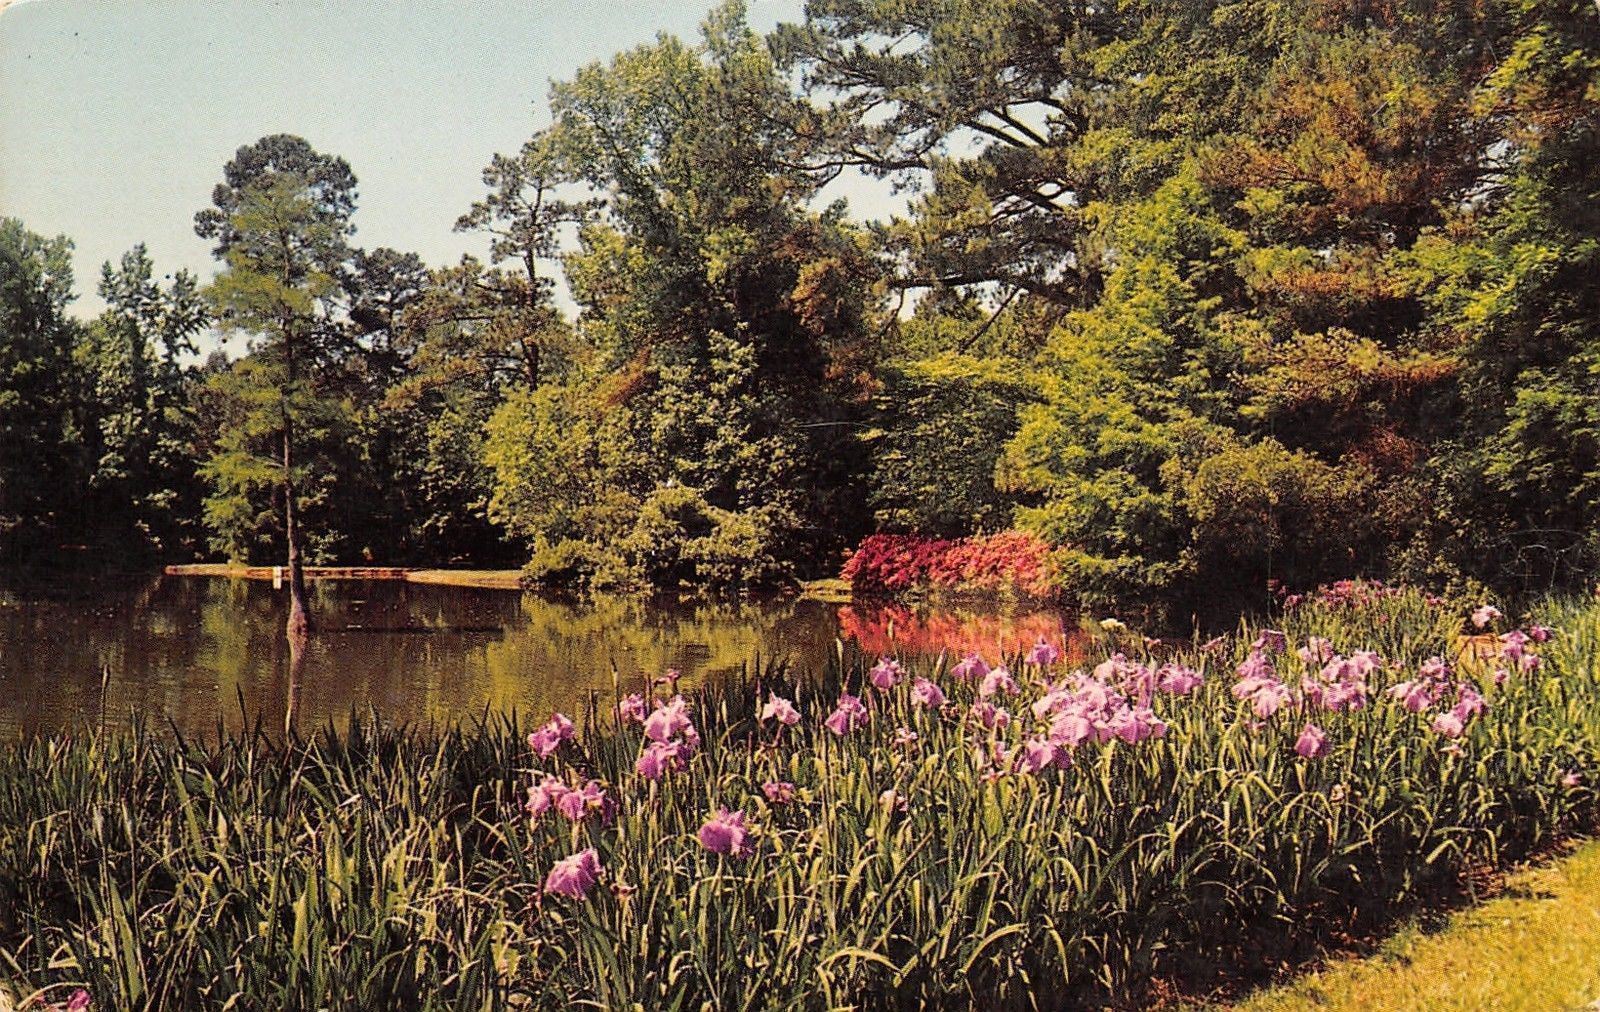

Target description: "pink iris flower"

left=978, top=666, right=1020, bottom=698
left=1235, top=649, right=1276, bottom=683
left=1471, top=604, right=1502, bottom=629
left=1015, top=737, right=1060, bottom=773
left=1253, top=630, right=1288, bottom=655
left=968, top=700, right=1011, bottom=731
left=1431, top=711, right=1466, bottom=738
left=1048, top=711, right=1093, bottom=750
left=868, top=657, right=904, bottom=691
left=951, top=652, right=990, bottom=682
left=616, top=693, right=647, bottom=724
left=1248, top=680, right=1294, bottom=718
left=762, top=780, right=796, bottom=805
left=1027, top=639, right=1062, bottom=667
left=1297, top=637, right=1335, bottom=665
left=824, top=693, right=869, bottom=736
left=911, top=677, right=946, bottom=709
left=698, top=807, right=753, bottom=858
left=1562, top=771, right=1583, bottom=789
left=892, top=726, right=919, bottom=748
left=553, top=780, right=615, bottom=825
left=1528, top=624, right=1552, bottom=643
left=525, top=774, right=568, bottom=820
left=544, top=848, right=602, bottom=900
left=1295, top=723, right=1330, bottom=759
left=1155, top=663, right=1203, bottom=695
left=1451, top=684, right=1486, bottom=722
left=635, top=740, right=685, bottom=780
left=1109, top=706, right=1166, bottom=744
left=760, top=692, right=800, bottom=726
left=528, top=713, right=576, bottom=758
left=1387, top=679, right=1436, bottom=713
left=643, top=696, right=694, bottom=743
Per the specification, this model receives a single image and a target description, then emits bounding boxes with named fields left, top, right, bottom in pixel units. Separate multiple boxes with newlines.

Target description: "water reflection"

left=0, top=577, right=1073, bottom=739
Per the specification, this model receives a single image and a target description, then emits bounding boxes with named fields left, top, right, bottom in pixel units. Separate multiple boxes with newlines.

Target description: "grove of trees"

left=2, top=0, right=1596, bottom=619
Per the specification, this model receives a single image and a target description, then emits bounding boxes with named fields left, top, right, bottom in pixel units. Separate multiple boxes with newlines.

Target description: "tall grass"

left=1, top=587, right=1597, bottom=1009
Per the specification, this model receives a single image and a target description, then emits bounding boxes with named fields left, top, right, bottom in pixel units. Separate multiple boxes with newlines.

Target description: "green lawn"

left=1229, top=839, right=1600, bottom=1012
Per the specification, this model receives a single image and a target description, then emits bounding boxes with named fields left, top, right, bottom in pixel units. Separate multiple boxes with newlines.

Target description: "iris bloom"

left=868, top=657, right=904, bottom=691
left=1297, top=637, right=1335, bottom=665
left=824, top=694, right=869, bottom=736
left=636, top=740, right=685, bottom=780
left=544, top=848, right=602, bottom=900
left=1388, top=679, right=1436, bottom=713
left=762, top=780, right=796, bottom=804
left=1048, top=711, right=1092, bottom=750
left=1109, top=706, right=1166, bottom=744
left=760, top=692, right=800, bottom=726
left=969, top=700, right=1011, bottom=731
left=1471, top=604, right=1502, bottom=629
left=1431, top=711, right=1465, bottom=738
left=1244, top=680, right=1293, bottom=718
left=698, top=807, right=754, bottom=857
left=1295, top=723, right=1330, bottom=759
left=1156, top=663, right=1202, bottom=695
left=951, top=652, right=990, bottom=681
left=525, top=774, right=569, bottom=820
left=892, top=726, right=919, bottom=748
left=1253, top=630, right=1288, bottom=655
left=978, top=666, right=1019, bottom=698
left=555, top=780, right=615, bottom=825
left=911, top=677, right=946, bottom=709
left=643, top=696, right=694, bottom=743
left=1015, top=737, right=1059, bottom=773
left=528, top=713, right=576, bottom=758
left=1451, top=684, right=1487, bottom=722
left=1235, top=649, right=1276, bottom=683
left=1027, top=639, right=1061, bottom=667
left=616, top=693, right=647, bottom=724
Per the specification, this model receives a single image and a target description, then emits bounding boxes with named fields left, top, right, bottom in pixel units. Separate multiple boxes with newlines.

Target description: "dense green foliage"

left=1, top=589, right=1596, bottom=1007
left=2, top=0, right=1597, bottom=612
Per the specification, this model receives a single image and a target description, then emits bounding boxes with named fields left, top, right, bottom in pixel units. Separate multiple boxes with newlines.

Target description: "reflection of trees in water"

left=480, top=594, right=839, bottom=718
left=2, top=579, right=1095, bottom=738
left=837, top=601, right=1088, bottom=665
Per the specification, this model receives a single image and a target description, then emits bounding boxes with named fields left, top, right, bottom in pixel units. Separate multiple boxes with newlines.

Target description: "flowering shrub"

left=841, top=531, right=1060, bottom=597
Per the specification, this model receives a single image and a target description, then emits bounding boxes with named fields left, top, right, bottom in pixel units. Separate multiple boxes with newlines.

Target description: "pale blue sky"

left=0, top=0, right=903, bottom=327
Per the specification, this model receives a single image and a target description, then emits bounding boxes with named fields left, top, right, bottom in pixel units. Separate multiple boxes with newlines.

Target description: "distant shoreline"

left=163, top=563, right=525, bottom=590
left=163, top=564, right=861, bottom=602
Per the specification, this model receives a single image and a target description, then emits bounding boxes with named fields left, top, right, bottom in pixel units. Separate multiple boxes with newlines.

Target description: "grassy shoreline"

left=1, top=586, right=1596, bottom=1009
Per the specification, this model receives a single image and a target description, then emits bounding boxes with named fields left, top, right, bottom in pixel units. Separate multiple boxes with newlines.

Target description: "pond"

left=0, top=576, right=1080, bottom=739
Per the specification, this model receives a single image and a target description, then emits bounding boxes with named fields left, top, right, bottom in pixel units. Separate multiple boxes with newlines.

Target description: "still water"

left=0, top=577, right=1076, bottom=739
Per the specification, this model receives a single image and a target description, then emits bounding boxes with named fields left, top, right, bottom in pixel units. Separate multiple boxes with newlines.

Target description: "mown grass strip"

left=1229, top=838, right=1600, bottom=1012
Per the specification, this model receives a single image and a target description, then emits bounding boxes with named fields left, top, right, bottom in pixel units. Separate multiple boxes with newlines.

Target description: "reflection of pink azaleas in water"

left=837, top=603, right=1086, bottom=665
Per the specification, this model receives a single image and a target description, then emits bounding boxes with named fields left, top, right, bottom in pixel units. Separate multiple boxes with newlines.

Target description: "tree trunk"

left=282, top=406, right=312, bottom=637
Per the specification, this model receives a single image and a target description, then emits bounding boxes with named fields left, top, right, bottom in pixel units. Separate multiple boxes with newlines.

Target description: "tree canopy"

left=3, top=0, right=1597, bottom=618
